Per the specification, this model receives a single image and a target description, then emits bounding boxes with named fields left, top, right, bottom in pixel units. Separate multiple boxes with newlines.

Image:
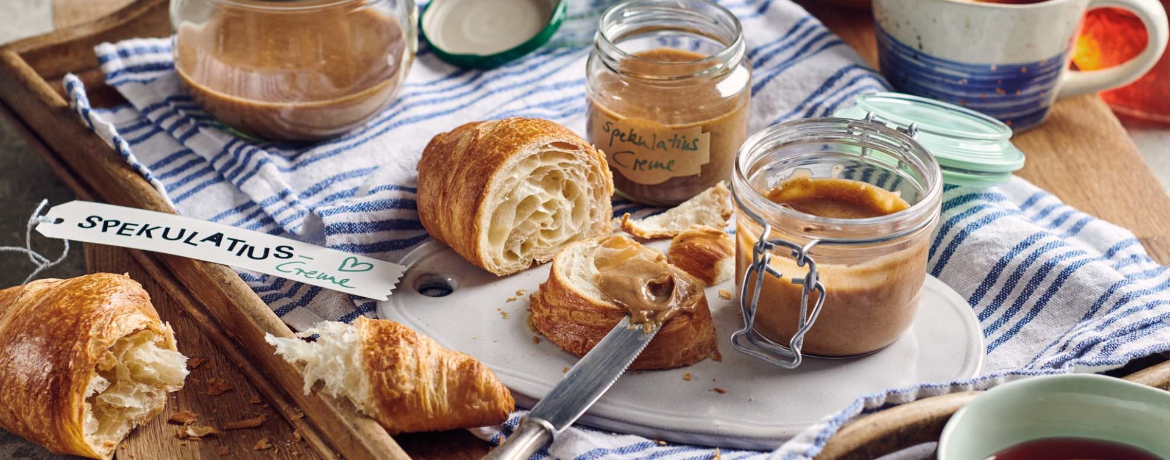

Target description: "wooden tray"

left=0, top=1, right=1166, bottom=459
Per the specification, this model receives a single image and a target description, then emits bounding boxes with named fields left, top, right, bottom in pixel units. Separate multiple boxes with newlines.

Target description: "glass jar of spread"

left=586, top=0, right=751, bottom=206
left=170, top=0, right=417, bottom=142
left=731, top=116, right=943, bottom=368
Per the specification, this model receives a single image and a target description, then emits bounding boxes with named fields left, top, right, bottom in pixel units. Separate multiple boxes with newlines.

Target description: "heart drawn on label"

left=338, top=256, right=375, bottom=272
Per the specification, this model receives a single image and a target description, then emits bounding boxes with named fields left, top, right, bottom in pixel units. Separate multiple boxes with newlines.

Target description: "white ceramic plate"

left=379, top=240, right=984, bottom=450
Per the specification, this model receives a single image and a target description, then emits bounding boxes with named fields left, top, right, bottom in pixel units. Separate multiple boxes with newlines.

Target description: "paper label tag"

left=36, top=201, right=405, bottom=300
left=589, top=112, right=711, bottom=185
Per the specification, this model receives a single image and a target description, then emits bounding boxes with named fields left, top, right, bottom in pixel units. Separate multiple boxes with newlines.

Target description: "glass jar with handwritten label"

left=586, top=0, right=750, bottom=206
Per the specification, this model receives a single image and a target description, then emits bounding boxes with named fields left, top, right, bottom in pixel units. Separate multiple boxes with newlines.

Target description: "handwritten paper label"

left=590, top=112, right=711, bottom=185
left=35, top=201, right=405, bottom=300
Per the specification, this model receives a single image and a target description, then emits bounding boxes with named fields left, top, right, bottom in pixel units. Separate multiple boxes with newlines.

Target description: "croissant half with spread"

left=267, top=317, right=514, bottom=434
left=417, top=117, right=615, bottom=276
left=0, top=273, right=188, bottom=460
left=530, top=236, right=719, bottom=370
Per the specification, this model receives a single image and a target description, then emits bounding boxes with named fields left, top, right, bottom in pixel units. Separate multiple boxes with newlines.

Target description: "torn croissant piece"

left=417, top=117, right=615, bottom=275
left=668, top=225, right=735, bottom=286
left=266, top=317, right=514, bottom=434
left=620, top=181, right=732, bottom=239
left=0, top=273, right=188, bottom=460
left=529, top=236, right=718, bottom=370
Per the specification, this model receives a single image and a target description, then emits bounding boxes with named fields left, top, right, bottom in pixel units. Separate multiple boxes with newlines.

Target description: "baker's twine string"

left=0, top=200, right=69, bottom=284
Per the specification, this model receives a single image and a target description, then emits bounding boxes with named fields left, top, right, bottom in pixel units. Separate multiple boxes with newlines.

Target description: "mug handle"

left=1059, top=0, right=1169, bottom=98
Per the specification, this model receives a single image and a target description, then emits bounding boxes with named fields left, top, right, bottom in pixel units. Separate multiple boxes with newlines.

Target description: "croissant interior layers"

left=417, top=118, right=614, bottom=276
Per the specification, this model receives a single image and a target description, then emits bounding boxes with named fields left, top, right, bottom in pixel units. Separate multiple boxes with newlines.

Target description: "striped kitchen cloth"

left=60, top=0, right=1170, bottom=457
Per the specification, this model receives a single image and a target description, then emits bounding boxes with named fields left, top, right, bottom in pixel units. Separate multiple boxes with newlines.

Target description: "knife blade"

left=482, top=316, right=658, bottom=459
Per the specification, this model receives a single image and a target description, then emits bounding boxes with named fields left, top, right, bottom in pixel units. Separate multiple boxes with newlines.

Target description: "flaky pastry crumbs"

left=498, top=308, right=509, bottom=319
left=515, top=289, right=527, bottom=296
left=205, top=378, right=233, bottom=396
left=217, top=446, right=230, bottom=456
left=506, top=296, right=517, bottom=302
left=293, top=430, right=303, bottom=442
left=531, top=336, right=541, bottom=344
left=254, top=438, right=273, bottom=451
left=179, top=425, right=218, bottom=439
left=291, top=410, right=305, bottom=420
left=187, top=357, right=207, bottom=369
left=562, top=366, right=569, bottom=374
left=224, top=414, right=267, bottom=430
left=682, top=373, right=692, bottom=381
left=711, top=387, right=727, bottom=394
left=718, top=289, right=732, bottom=300
left=168, top=411, right=198, bottom=425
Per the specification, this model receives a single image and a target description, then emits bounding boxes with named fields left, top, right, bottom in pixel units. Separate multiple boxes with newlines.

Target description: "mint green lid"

left=835, top=92, right=1026, bottom=188
left=421, top=0, right=565, bottom=69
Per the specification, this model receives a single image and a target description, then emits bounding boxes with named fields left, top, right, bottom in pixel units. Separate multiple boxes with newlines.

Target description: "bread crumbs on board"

left=187, top=357, right=207, bottom=369
left=682, top=373, right=692, bottom=381
left=531, top=336, right=541, bottom=344
left=718, top=289, right=732, bottom=300
left=710, top=387, right=727, bottom=394
left=205, top=378, right=233, bottom=396
left=515, top=289, right=527, bottom=296
left=562, top=366, right=570, bottom=373
left=497, top=307, right=509, bottom=319
left=217, top=446, right=230, bottom=456
left=167, top=411, right=198, bottom=425
left=506, top=296, right=518, bottom=302
left=224, top=414, right=267, bottom=430
left=253, top=437, right=273, bottom=451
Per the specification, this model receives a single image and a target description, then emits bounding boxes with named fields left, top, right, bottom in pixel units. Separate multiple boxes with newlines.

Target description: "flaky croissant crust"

left=356, top=317, right=514, bottom=434
left=416, top=117, right=614, bottom=275
left=0, top=274, right=175, bottom=459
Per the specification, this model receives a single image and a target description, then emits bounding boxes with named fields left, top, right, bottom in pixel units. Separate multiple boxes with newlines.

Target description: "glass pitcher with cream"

left=170, top=0, right=417, bottom=142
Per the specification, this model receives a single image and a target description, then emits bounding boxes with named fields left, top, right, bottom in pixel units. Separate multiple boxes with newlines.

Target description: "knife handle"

left=481, top=418, right=554, bottom=460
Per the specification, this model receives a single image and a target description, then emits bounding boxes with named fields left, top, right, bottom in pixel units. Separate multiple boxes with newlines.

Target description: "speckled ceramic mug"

left=874, top=0, right=1168, bottom=131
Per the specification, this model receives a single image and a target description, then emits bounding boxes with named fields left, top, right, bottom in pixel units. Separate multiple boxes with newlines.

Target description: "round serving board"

left=379, top=240, right=984, bottom=450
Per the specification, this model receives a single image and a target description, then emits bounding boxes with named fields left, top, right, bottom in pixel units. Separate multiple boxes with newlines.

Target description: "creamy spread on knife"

left=593, top=236, right=702, bottom=332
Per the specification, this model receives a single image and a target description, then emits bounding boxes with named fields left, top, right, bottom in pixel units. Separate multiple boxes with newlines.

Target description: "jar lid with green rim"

left=834, top=92, right=1026, bottom=188
left=420, top=0, right=565, bottom=68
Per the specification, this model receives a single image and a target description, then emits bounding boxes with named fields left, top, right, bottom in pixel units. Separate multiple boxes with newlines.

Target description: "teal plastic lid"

left=421, top=0, right=565, bottom=69
left=834, top=92, right=1026, bottom=188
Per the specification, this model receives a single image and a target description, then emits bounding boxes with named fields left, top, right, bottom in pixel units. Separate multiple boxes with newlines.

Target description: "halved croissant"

left=0, top=273, right=188, bottom=460
left=619, top=181, right=732, bottom=239
left=417, top=117, right=615, bottom=276
left=529, top=237, right=718, bottom=370
left=266, top=317, right=514, bottom=434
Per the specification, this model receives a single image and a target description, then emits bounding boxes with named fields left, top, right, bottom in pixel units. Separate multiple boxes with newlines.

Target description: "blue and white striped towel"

left=62, top=0, right=1170, bottom=458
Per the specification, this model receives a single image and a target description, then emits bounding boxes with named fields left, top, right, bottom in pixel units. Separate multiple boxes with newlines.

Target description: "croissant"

left=529, top=236, right=718, bottom=370
left=620, top=181, right=732, bottom=239
left=0, top=273, right=188, bottom=460
left=266, top=317, right=514, bottom=434
left=417, top=117, right=615, bottom=276
left=668, top=225, right=735, bottom=286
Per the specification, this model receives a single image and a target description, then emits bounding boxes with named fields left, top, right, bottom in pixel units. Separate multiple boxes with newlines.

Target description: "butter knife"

left=483, top=316, right=658, bottom=460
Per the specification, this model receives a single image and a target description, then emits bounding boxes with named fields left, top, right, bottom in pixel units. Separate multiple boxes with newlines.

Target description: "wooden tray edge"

left=0, top=14, right=411, bottom=460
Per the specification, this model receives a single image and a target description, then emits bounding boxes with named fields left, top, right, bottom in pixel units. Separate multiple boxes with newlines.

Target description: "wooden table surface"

left=26, top=1, right=1170, bottom=460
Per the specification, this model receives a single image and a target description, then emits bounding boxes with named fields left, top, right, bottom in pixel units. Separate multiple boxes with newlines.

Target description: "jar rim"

left=595, top=0, right=745, bottom=81
left=733, top=117, right=943, bottom=241
left=203, top=0, right=366, bottom=11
